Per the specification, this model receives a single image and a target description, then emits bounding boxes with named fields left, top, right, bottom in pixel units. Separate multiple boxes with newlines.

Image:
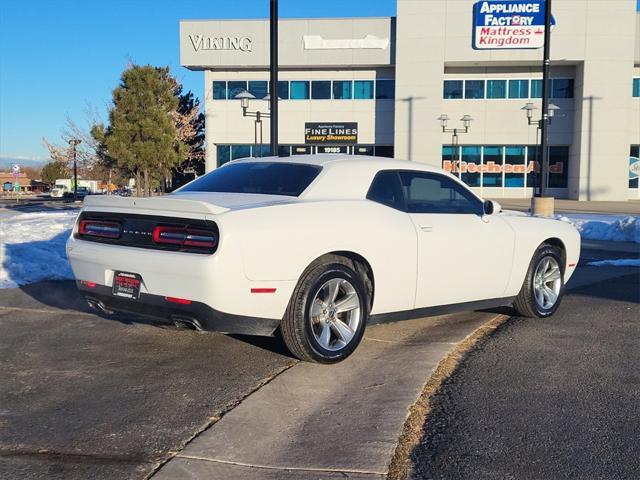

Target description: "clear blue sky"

left=0, top=0, right=396, bottom=161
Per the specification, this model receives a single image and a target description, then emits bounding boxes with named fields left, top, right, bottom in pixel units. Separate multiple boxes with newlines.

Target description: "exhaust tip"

left=171, top=315, right=204, bottom=332
left=86, top=297, right=114, bottom=315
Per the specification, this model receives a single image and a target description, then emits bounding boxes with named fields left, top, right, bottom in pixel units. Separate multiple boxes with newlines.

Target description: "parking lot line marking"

left=176, top=455, right=387, bottom=477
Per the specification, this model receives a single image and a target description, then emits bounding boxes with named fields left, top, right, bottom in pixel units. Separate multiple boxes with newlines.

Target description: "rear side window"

left=367, top=171, right=405, bottom=210
left=399, top=171, right=483, bottom=215
left=178, top=162, right=321, bottom=197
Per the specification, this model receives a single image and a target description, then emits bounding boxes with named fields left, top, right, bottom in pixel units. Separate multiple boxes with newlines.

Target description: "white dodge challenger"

left=67, top=155, right=580, bottom=363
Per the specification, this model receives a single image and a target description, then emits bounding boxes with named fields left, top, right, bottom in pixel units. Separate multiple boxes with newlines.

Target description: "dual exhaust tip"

left=86, top=297, right=204, bottom=332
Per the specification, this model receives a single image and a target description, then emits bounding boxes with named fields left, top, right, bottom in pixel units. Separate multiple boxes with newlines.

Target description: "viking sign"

left=304, top=123, right=358, bottom=145
left=189, top=35, right=252, bottom=52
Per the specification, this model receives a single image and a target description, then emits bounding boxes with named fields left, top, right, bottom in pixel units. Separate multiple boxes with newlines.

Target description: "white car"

left=66, top=155, right=580, bottom=363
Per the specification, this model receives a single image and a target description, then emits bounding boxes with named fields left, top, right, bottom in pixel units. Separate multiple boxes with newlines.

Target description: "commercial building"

left=180, top=0, right=640, bottom=201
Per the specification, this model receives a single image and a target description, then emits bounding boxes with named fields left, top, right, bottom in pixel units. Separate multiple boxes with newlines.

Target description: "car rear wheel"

left=281, top=257, right=368, bottom=363
left=513, top=244, right=565, bottom=318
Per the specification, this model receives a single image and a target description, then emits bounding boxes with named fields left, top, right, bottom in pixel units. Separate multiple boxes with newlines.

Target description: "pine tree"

left=104, top=65, right=183, bottom=196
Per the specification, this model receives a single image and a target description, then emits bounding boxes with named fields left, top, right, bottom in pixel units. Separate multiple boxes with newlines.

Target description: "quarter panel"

left=218, top=200, right=418, bottom=315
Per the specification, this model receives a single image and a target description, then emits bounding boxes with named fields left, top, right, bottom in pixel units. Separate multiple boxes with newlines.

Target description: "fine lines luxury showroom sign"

left=304, top=123, right=358, bottom=145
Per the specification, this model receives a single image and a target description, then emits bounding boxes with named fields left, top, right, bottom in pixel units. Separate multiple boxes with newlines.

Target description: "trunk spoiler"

left=83, top=195, right=230, bottom=216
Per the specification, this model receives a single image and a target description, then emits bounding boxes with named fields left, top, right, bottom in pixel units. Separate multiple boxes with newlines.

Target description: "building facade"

left=180, top=0, right=640, bottom=201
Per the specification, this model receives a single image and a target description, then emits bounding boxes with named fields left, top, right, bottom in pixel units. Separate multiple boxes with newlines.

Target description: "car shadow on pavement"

left=6, top=279, right=295, bottom=358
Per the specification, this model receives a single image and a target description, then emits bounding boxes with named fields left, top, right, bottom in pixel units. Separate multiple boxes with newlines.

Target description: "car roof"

left=225, top=154, right=453, bottom=201
left=228, top=154, right=443, bottom=173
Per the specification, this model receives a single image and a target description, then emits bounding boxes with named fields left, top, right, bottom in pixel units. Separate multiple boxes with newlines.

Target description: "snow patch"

left=555, top=214, right=640, bottom=244
left=0, top=211, right=78, bottom=289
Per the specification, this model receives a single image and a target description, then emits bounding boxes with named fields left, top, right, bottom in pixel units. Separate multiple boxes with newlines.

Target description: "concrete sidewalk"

left=493, top=198, right=640, bottom=215
left=152, top=311, right=505, bottom=479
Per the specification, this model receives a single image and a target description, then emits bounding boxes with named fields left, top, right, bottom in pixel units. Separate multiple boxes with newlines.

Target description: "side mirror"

left=483, top=200, right=501, bottom=216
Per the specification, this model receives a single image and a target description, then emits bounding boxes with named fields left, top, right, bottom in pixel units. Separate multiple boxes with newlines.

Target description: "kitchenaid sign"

left=188, top=35, right=252, bottom=52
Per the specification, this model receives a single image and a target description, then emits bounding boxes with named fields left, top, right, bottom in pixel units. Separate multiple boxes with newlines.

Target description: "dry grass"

left=387, top=314, right=511, bottom=480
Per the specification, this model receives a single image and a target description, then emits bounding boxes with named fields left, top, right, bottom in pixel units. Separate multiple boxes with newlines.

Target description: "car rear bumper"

left=78, top=282, right=280, bottom=336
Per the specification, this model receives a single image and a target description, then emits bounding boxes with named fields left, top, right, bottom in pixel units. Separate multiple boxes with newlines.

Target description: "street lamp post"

left=68, top=138, right=81, bottom=202
left=235, top=91, right=274, bottom=157
left=437, top=114, right=473, bottom=176
left=521, top=102, right=560, bottom=197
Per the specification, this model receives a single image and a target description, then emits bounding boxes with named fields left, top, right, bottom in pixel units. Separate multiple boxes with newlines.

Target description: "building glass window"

left=278, top=145, right=291, bottom=157
left=332, top=80, right=352, bottom=99
left=248, top=81, right=268, bottom=99
left=461, top=146, right=481, bottom=187
left=212, top=81, right=227, bottom=100
left=354, top=80, right=374, bottom=99
left=465, top=80, right=485, bottom=99
left=231, top=144, right=252, bottom=160
left=486, top=80, right=507, bottom=99
left=277, top=81, right=289, bottom=100
left=531, top=79, right=543, bottom=98
left=376, top=79, right=395, bottom=99
left=630, top=145, right=639, bottom=189
left=508, top=79, right=529, bottom=99
left=482, top=146, right=502, bottom=187
left=227, top=81, right=248, bottom=100
left=526, top=145, right=541, bottom=188
left=504, top=146, right=526, bottom=188
left=548, top=146, right=569, bottom=188
left=633, top=78, right=640, bottom=98
left=311, top=80, right=331, bottom=99
left=217, top=145, right=231, bottom=167
left=551, top=78, right=574, bottom=99
left=374, top=145, right=394, bottom=158
left=443, top=80, right=463, bottom=99
left=290, top=81, right=310, bottom=100
left=442, top=145, right=457, bottom=176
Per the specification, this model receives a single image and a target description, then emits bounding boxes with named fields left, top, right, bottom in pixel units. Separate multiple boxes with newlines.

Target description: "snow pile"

left=556, top=214, right=640, bottom=244
left=0, top=211, right=78, bottom=289
left=587, top=258, right=640, bottom=267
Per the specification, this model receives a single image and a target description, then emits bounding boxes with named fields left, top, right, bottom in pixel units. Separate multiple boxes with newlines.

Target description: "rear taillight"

left=79, top=220, right=121, bottom=239
left=153, top=226, right=217, bottom=250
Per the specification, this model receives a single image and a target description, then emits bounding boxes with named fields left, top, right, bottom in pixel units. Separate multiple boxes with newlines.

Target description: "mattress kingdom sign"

left=304, top=123, right=358, bottom=145
left=473, top=0, right=556, bottom=50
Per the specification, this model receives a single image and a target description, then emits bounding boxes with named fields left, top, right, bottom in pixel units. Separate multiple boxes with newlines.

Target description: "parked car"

left=63, top=186, right=91, bottom=200
left=66, top=155, right=580, bottom=363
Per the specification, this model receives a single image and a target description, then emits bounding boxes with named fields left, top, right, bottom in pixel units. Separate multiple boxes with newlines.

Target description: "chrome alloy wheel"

left=310, top=278, right=361, bottom=352
left=533, top=256, right=562, bottom=310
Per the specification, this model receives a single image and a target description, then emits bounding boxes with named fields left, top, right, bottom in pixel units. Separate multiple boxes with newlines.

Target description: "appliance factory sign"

left=473, top=0, right=556, bottom=50
left=304, top=123, right=358, bottom=145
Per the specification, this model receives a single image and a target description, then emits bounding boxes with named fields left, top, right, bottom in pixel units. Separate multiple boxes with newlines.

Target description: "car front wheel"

left=513, top=244, right=565, bottom=318
left=281, top=257, right=368, bottom=363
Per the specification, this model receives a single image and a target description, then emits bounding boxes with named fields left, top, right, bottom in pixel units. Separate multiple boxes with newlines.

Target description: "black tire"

left=513, top=244, right=565, bottom=318
left=281, top=256, right=368, bottom=363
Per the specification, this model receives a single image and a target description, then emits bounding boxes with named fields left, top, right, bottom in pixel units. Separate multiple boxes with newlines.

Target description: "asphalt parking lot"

left=0, top=282, right=296, bottom=479
left=0, top=238, right=638, bottom=479
left=411, top=246, right=640, bottom=479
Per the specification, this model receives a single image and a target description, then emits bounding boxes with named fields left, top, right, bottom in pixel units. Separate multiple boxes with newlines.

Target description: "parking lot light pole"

left=521, top=102, right=560, bottom=197
left=235, top=90, right=271, bottom=157
left=437, top=114, right=473, bottom=177
left=68, top=138, right=81, bottom=202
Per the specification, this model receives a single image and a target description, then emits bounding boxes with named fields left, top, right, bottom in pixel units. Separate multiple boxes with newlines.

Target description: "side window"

left=398, top=172, right=483, bottom=215
left=367, top=171, right=404, bottom=211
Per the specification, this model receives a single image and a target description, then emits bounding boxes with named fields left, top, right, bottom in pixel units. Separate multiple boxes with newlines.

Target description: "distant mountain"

left=0, top=157, right=49, bottom=170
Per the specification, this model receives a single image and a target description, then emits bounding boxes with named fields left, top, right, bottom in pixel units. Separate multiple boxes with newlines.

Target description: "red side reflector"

left=80, top=280, right=97, bottom=288
left=568, top=263, right=576, bottom=267
left=250, top=288, right=277, bottom=294
left=165, top=296, right=192, bottom=305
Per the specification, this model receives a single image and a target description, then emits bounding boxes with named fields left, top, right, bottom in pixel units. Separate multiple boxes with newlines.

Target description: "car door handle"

left=419, top=224, right=433, bottom=232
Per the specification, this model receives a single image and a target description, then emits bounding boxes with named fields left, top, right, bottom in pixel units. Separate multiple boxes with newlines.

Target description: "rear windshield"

left=178, top=162, right=321, bottom=197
